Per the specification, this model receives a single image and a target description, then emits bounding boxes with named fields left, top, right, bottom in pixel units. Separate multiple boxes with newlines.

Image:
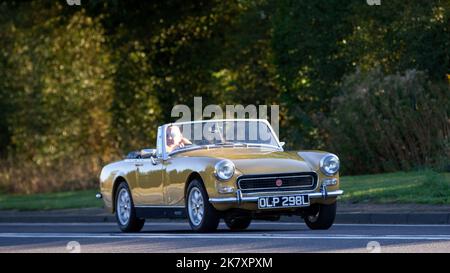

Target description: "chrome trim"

left=161, top=124, right=169, bottom=160
left=168, top=145, right=208, bottom=156
left=237, top=189, right=243, bottom=205
left=168, top=143, right=282, bottom=157
left=242, top=190, right=316, bottom=196
left=151, top=157, right=158, bottom=165
left=134, top=205, right=185, bottom=209
left=237, top=171, right=320, bottom=195
left=238, top=175, right=314, bottom=181
left=238, top=174, right=315, bottom=192
left=209, top=190, right=344, bottom=204
left=321, top=184, right=328, bottom=199
left=240, top=185, right=314, bottom=192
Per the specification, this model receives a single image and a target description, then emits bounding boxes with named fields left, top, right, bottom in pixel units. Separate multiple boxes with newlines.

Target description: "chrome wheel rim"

left=117, top=188, right=131, bottom=225
left=188, top=187, right=204, bottom=226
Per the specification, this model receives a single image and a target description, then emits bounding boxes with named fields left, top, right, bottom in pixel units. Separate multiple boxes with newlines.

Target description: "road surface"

left=1, top=221, right=450, bottom=253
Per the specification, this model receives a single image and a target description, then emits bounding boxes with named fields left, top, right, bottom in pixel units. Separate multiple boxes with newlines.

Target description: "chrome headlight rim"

left=320, top=154, right=340, bottom=176
left=214, top=159, right=235, bottom=181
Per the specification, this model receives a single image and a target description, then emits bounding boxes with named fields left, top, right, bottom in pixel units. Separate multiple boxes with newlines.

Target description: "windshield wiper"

left=245, top=143, right=282, bottom=150
left=214, top=142, right=248, bottom=147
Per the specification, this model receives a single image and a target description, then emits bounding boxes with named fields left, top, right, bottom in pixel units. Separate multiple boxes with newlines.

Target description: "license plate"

left=258, top=195, right=310, bottom=209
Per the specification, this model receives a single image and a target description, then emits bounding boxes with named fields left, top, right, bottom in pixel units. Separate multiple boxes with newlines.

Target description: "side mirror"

left=140, top=148, right=157, bottom=159
left=126, top=150, right=140, bottom=159
left=279, top=142, right=285, bottom=147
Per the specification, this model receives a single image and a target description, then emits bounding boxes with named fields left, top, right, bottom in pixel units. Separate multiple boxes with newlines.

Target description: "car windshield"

left=165, top=120, right=280, bottom=153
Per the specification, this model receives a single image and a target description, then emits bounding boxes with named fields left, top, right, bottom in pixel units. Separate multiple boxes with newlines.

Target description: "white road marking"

left=333, top=223, right=450, bottom=227
left=1, top=232, right=450, bottom=241
left=0, top=223, right=118, bottom=226
left=0, top=222, right=449, bottom=227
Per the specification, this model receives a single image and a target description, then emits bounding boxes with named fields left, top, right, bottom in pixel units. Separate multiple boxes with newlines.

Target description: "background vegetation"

left=0, top=0, right=448, bottom=194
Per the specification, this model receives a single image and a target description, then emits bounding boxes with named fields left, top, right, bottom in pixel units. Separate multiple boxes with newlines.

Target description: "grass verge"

left=0, top=189, right=102, bottom=210
left=340, top=170, right=450, bottom=204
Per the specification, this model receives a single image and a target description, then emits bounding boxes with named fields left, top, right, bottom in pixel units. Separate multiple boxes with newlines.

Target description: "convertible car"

left=98, top=119, right=343, bottom=232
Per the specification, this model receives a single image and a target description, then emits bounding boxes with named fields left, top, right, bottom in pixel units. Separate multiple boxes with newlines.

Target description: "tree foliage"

left=0, top=2, right=115, bottom=192
left=272, top=0, right=449, bottom=149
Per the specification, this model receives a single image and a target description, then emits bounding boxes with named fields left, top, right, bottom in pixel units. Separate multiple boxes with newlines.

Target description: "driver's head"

left=167, top=125, right=182, bottom=145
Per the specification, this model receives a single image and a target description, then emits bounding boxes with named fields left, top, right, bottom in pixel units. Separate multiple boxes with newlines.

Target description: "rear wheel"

left=304, top=202, right=336, bottom=230
left=115, top=182, right=145, bottom=232
left=186, top=180, right=220, bottom=232
left=224, top=216, right=252, bottom=231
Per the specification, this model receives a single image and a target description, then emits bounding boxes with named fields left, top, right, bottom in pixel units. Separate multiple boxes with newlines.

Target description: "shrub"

left=323, top=68, right=449, bottom=174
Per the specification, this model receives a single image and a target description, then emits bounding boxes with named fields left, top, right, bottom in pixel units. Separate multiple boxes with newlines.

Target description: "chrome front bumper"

left=209, top=189, right=344, bottom=204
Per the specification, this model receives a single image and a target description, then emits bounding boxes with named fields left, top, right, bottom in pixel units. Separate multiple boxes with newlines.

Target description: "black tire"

left=224, top=216, right=252, bottom=231
left=115, top=182, right=145, bottom=232
left=304, top=202, right=337, bottom=230
left=186, top=179, right=220, bottom=232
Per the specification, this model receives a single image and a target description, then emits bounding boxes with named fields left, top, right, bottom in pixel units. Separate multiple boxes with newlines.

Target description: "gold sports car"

left=98, top=119, right=343, bottom=232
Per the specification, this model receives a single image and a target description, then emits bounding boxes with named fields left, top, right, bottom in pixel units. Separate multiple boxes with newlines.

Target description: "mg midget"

left=98, top=119, right=343, bottom=232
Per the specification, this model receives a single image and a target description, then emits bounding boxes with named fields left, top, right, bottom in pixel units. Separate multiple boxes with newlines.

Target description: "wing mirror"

left=140, top=148, right=157, bottom=159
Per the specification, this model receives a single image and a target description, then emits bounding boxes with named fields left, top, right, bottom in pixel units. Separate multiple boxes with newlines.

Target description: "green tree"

left=0, top=2, right=115, bottom=192
left=272, top=0, right=353, bottom=149
left=343, top=0, right=450, bottom=80
left=272, top=0, right=449, bottom=150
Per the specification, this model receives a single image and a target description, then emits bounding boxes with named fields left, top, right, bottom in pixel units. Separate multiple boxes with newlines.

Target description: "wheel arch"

left=112, top=176, right=129, bottom=213
left=184, top=172, right=205, bottom=197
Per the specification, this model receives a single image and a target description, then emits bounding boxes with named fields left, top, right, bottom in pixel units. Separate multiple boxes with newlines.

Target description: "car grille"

left=237, top=172, right=317, bottom=193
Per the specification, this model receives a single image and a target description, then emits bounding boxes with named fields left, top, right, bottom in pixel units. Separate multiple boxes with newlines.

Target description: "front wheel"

left=304, top=202, right=336, bottom=230
left=186, top=180, right=220, bottom=232
left=115, top=182, right=145, bottom=232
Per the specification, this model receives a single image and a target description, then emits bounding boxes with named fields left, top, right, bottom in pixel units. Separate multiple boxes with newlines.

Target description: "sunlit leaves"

left=0, top=2, right=115, bottom=192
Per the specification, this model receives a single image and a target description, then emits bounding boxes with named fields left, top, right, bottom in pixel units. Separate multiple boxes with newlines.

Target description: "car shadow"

left=137, top=228, right=304, bottom=234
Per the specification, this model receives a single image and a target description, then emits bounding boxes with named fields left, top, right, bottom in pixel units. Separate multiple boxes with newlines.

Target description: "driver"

left=166, top=125, right=192, bottom=153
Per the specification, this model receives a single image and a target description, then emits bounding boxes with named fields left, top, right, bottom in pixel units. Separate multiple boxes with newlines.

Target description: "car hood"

left=178, top=147, right=314, bottom=174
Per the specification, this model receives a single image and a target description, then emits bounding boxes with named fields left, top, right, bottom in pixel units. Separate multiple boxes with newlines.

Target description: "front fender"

left=296, top=150, right=329, bottom=171
left=100, top=160, right=138, bottom=213
left=163, top=156, right=226, bottom=206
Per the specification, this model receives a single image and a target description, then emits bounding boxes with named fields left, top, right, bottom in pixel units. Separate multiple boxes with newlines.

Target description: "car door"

left=134, top=157, right=164, bottom=206
left=161, top=156, right=187, bottom=206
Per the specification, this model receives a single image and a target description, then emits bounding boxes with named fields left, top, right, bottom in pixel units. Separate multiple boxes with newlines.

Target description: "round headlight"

left=320, top=154, right=340, bottom=176
left=214, top=160, right=235, bottom=181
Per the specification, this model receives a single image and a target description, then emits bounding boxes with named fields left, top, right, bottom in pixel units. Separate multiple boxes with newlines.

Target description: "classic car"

left=98, top=119, right=343, bottom=232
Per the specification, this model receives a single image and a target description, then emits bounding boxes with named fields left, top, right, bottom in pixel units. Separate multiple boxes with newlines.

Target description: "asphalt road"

left=1, top=221, right=450, bottom=253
